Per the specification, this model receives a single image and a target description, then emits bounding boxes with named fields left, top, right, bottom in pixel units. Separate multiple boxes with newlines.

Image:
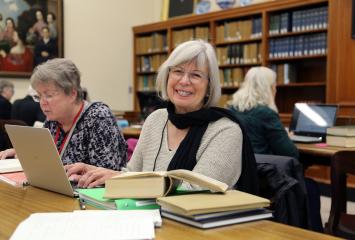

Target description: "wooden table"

left=296, top=143, right=355, bottom=158
left=296, top=143, right=355, bottom=185
left=0, top=182, right=341, bottom=240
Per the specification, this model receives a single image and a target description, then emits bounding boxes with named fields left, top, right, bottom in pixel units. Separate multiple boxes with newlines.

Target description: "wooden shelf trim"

left=219, top=63, right=262, bottom=68
left=268, top=54, right=327, bottom=61
left=276, top=82, right=326, bottom=87
left=215, top=37, right=262, bottom=46
left=136, top=50, right=168, bottom=56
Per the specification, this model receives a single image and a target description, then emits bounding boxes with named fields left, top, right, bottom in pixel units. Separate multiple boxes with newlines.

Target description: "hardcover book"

left=161, top=208, right=272, bottom=229
left=326, top=125, right=355, bottom=137
left=326, top=135, right=355, bottom=148
left=156, top=190, right=270, bottom=216
left=104, top=169, right=228, bottom=199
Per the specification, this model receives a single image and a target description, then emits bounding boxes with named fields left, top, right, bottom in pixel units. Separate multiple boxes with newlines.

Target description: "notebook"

left=5, top=125, right=77, bottom=197
left=289, top=103, right=338, bottom=143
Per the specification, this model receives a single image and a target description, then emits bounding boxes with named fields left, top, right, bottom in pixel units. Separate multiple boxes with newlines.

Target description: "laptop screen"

left=289, top=103, right=338, bottom=137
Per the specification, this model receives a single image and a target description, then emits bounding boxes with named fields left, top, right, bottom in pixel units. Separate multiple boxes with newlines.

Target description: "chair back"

left=325, top=151, right=355, bottom=239
left=0, top=119, right=27, bottom=150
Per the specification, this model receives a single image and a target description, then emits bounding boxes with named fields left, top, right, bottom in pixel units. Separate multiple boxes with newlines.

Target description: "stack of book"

left=157, top=190, right=272, bottom=229
left=103, top=169, right=272, bottom=229
left=326, top=126, right=355, bottom=147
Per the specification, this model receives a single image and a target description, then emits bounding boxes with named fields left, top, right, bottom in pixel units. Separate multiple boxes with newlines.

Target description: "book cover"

left=156, top=190, right=270, bottom=216
left=77, top=188, right=160, bottom=210
left=161, top=208, right=272, bottom=229
left=327, top=125, right=355, bottom=137
left=104, top=169, right=228, bottom=199
left=326, top=135, right=355, bottom=148
left=77, top=188, right=116, bottom=210
left=0, top=158, right=22, bottom=173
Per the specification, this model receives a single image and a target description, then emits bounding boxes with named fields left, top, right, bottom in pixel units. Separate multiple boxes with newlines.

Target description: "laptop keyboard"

left=290, top=135, right=322, bottom=143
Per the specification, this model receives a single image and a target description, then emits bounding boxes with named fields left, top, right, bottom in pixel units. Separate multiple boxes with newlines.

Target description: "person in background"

left=0, top=31, right=33, bottom=72
left=65, top=40, right=258, bottom=192
left=26, top=10, right=47, bottom=45
left=34, top=26, right=57, bottom=66
left=0, top=79, right=14, bottom=119
left=11, top=86, right=45, bottom=126
left=0, top=58, right=127, bottom=171
left=229, top=66, right=299, bottom=159
left=46, top=12, right=57, bottom=39
left=0, top=14, right=5, bottom=33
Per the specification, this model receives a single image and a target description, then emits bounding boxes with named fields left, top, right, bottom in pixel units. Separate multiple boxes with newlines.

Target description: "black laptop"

left=289, top=103, right=338, bottom=143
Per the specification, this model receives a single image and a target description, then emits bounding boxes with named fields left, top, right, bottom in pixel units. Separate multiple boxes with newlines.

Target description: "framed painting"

left=0, top=0, right=63, bottom=78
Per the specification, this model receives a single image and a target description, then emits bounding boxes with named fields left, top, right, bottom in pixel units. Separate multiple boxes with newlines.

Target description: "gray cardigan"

left=127, top=109, right=242, bottom=188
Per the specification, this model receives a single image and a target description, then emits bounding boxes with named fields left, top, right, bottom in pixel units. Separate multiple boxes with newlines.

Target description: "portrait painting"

left=0, top=0, right=63, bottom=77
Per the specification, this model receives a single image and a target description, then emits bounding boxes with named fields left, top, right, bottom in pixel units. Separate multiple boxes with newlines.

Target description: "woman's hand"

left=0, top=148, right=16, bottom=160
left=64, top=163, right=119, bottom=188
left=77, top=167, right=119, bottom=188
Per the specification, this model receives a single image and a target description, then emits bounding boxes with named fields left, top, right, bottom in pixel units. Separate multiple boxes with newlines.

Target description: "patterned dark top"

left=44, top=102, right=127, bottom=170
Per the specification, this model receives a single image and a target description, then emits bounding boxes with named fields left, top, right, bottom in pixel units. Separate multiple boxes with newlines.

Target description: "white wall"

left=4, top=0, right=162, bottom=111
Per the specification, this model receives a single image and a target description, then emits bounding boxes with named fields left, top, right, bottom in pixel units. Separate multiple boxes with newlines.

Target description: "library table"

left=0, top=182, right=341, bottom=240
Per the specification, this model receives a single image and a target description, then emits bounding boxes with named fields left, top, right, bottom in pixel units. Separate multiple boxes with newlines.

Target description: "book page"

left=167, top=169, right=228, bottom=193
left=10, top=212, right=155, bottom=240
left=110, top=171, right=167, bottom=179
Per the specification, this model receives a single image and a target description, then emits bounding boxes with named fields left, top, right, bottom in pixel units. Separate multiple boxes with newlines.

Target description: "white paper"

left=73, top=209, right=162, bottom=227
left=10, top=212, right=155, bottom=240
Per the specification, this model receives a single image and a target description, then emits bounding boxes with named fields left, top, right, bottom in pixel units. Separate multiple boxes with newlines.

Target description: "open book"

left=104, top=169, right=228, bottom=199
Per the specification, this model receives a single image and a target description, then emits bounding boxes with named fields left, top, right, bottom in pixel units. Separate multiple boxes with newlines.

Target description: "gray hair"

left=231, top=66, right=278, bottom=112
left=30, top=58, right=83, bottom=101
left=0, top=80, right=14, bottom=94
left=156, top=40, right=221, bottom=107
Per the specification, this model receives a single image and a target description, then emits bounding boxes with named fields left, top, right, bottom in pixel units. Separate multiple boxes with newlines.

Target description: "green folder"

left=77, top=188, right=159, bottom=210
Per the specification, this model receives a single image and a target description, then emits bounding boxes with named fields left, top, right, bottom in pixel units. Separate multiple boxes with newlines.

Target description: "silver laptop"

left=5, top=124, right=77, bottom=197
left=289, top=103, right=338, bottom=143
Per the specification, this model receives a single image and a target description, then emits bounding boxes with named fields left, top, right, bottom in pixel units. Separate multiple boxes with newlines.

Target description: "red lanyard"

left=54, top=102, right=84, bottom=154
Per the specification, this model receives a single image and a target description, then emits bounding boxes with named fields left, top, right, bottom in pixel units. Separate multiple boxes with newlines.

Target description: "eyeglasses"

left=168, top=66, right=208, bottom=84
left=32, top=90, right=60, bottom=102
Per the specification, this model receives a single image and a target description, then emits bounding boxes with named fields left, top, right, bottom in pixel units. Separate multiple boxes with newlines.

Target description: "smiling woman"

left=0, top=58, right=127, bottom=172
left=64, top=40, right=258, bottom=194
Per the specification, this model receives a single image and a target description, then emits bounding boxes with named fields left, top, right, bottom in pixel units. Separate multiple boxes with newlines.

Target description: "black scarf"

left=166, top=102, right=259, bottom=195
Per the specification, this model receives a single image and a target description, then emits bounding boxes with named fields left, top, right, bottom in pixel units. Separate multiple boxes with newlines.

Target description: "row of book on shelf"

left=269, top=5, right=328, bottom=35
left=269, top=33, right=327, bottom=59
left=219, top=63, right=298, bottom=88
left=137, top=62, right=300, bottom=91
left=136, top=54, right=167, bottom=73
left=172, top=26, right=209, bottom=47
left=0, top=160, right=272, bottom=230
left=135, top=32, right=168, bottom=54
left=216, top=43, right=261, bottom=65
left=215, top=17, right=262, bottom=43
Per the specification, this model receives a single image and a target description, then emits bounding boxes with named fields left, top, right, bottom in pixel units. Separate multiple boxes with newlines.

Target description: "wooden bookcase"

left=132, top=0, right=355, bottom=122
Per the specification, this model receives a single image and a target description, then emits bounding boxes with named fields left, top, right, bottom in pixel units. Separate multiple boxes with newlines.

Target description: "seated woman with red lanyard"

left=0, top=58, right=127, bottom=171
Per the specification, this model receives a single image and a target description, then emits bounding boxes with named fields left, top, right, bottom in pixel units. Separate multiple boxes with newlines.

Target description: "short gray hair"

left=0, top=80, right=14, bottom=94
left=231, top=66, right=278, bottom=112
left=30, top=58, right=83, bottom=101
left=156, top=40, right=221, bottom=107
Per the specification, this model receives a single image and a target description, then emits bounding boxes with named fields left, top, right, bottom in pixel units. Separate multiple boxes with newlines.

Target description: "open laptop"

left=289, top=103, right=338, bottom=143
left=5, top=124, right=77, bottom=197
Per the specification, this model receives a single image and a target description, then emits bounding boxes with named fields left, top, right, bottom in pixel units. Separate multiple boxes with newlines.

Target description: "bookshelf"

left=132, top=0, right=355, bottom=121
